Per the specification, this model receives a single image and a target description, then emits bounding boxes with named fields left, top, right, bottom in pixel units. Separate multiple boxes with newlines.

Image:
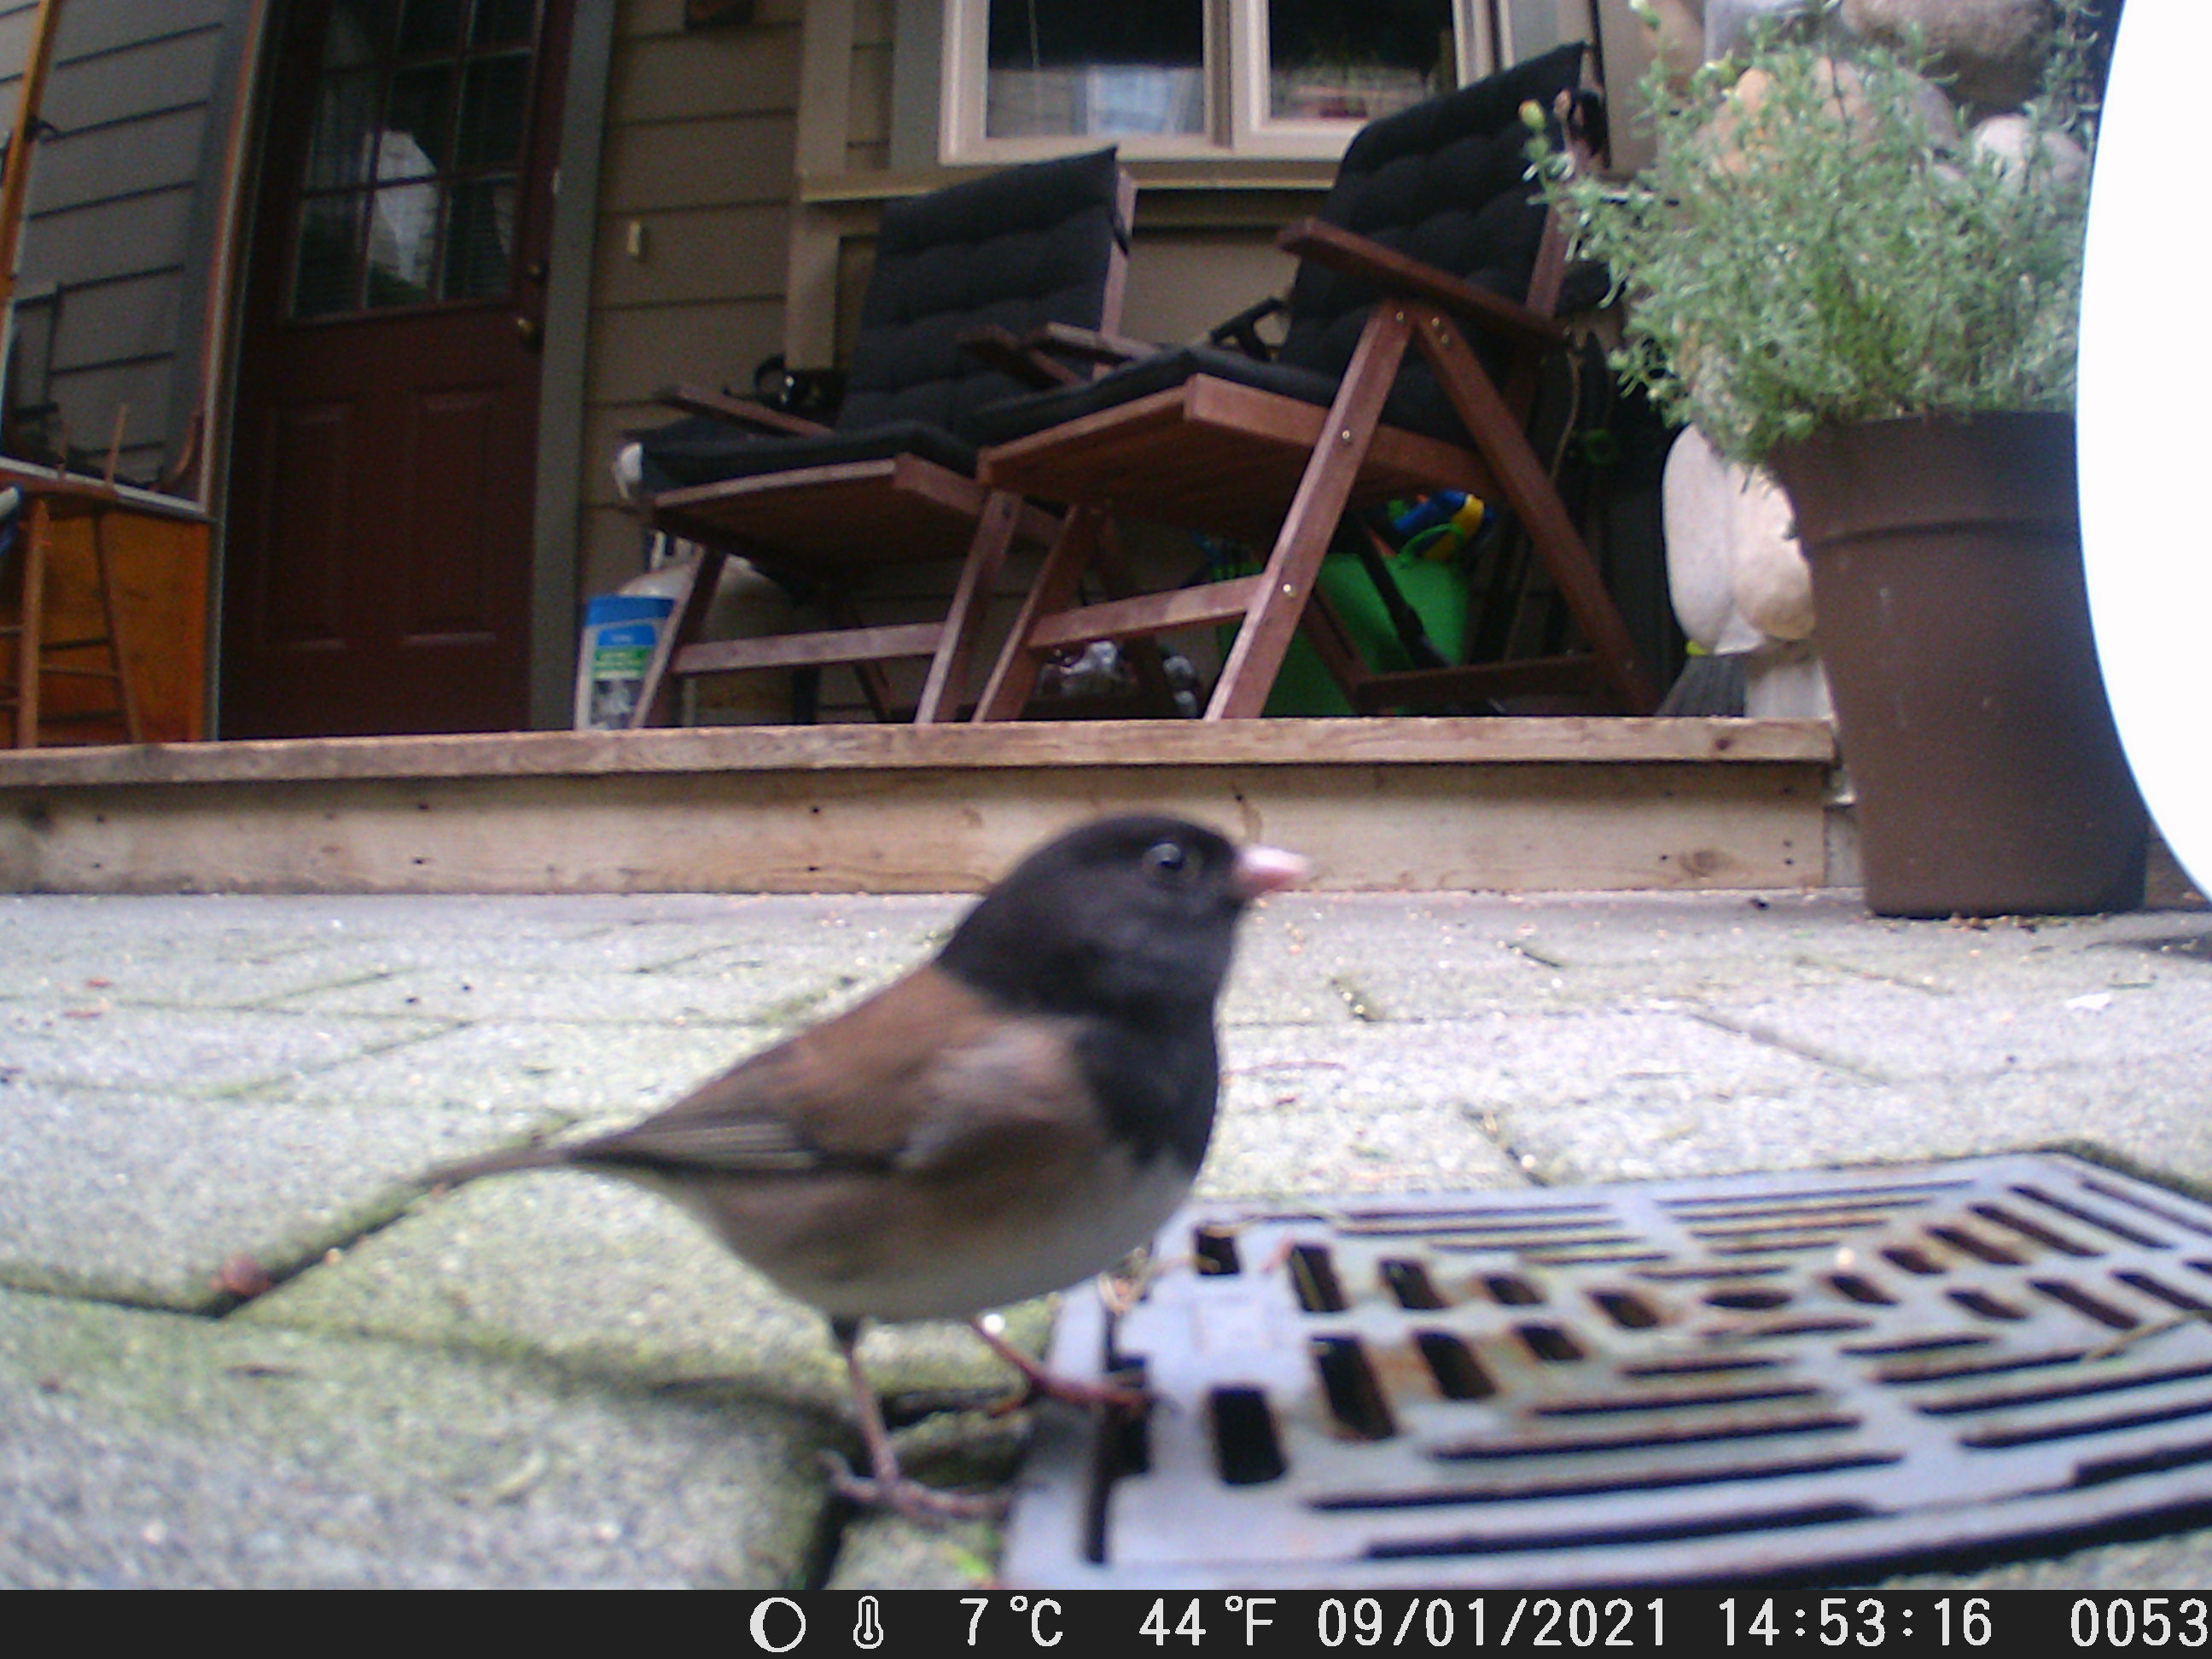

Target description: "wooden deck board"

left=0, top=718, right=1837, bottom=895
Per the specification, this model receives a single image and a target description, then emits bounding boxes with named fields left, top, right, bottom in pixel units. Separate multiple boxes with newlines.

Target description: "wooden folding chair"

left=626, top=148, right=1136, bottom=725
left=964, top=47, right=1659, bottom=722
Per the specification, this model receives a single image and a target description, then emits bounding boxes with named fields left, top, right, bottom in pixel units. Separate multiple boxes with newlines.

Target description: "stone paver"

left=1, top=884, right=2207, bottom=1588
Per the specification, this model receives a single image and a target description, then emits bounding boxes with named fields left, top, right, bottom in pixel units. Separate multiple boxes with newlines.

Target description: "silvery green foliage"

left=1529, top=0, right=2095, bottom=466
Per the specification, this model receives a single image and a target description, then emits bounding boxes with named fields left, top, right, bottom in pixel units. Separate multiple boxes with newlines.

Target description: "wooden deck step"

left=0, top=717, right=1838, bottom=895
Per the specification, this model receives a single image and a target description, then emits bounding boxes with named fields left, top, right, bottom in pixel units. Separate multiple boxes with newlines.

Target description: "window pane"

left=457, top=52, right=530, bottom=166
left=444, top=177, right=517, bottom=299
left=397, top=0, right=464, bottom=55
left=323, top=0, right=398, bottom=69
left=470, top=0, right=538, bottom=45
left=384, top=63, right=455, bottom=175
left=366, top=180, right=443, bottom=305
left=986, top=0, right=1205, bottom=138
left=294, top=194, right=367, bottom=317
left=1268, top=0, right=1452, bottom=122
left=305, top=69, right=379, bottom=189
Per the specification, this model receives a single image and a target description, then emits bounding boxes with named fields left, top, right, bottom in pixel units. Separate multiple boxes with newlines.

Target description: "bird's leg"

left=969, top=1316, right=1148, bottom=1413
left=823, top=1318, right=1007, bottom=1522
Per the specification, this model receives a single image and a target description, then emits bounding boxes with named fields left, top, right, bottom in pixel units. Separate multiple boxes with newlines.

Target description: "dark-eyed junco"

left=432, top=814, right=1307, bottom=1518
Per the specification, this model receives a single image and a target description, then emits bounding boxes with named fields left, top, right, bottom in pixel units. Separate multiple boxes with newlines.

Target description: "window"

left=291, top=0, right=542, bottom=318
left=939, top=0, right=1596, bottom=162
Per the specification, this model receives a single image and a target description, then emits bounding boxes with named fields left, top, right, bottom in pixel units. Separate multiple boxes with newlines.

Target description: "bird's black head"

left=937, top=815, right=1302, bottom=1024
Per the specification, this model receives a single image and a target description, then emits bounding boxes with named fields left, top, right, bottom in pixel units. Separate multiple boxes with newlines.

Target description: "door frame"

left=206, top=0, right=617, bottom=734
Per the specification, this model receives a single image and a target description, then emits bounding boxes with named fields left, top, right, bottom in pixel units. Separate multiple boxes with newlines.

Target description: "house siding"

left=0, top=0, right=248, bottom=492
left=576, top=0, right=800, bottom=602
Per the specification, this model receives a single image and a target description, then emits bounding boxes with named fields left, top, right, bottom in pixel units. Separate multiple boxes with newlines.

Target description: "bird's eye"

left=1144, top=840, right=1189, bottom=876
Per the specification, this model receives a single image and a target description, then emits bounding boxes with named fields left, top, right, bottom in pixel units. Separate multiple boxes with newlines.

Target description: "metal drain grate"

left=1003, top=1154, right=2212, bottom=1587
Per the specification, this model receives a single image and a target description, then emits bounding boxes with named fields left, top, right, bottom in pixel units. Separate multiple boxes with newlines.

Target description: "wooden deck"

left=0, top=717, right=1840, bottom=894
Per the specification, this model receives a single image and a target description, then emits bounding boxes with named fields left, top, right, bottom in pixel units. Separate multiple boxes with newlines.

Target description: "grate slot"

left=1313, top=1337, right=1399, bottom=1441
left=1666, top=1177, right=1968, bottom=1212
left=2076, top=1434, right=2212, bottom=1488
left=1621, top=1355, right=1780, bottom=1379
left=1708, top=1317, right=1874, bottom=1342
left=1970, top=1202, right=2098, bottom=1257
left=2082, top=1179, right=2212, bottom=1240
left=1289, top=1243, right=1348, bottom=1313
left=1705, top=1288, right=1792, bottom=1311
left=2115, top=1270, right=2212, bottom=1315
left=1876, top=1347, right=2093, bottom=1386
left=1342, top=1202, right=1609, bottom=1231
left=1516, top=1323, right=1585, bottom=1363
left=1434, top=1412, right=1863, bottom=1461
left=1193, top=1225, right=1242, bottom=1275
left=1414, top=1331, right=1496, bottom=1400
left=2012, top=1185, right=2171, bottom=1249
left=1485, top=1274, right=1545, bottom=1307
left=1965, top=1394, right=2212, bottom=1452
left=1381, top=1259, right=1447, bottom=1309
left=1313, top=1451, right=1901, bottom=1511
left=1589, top=1289, right=1661, bottom=1330
left=1842, top=1333, right=1994, bottom=1357
left=1828, top=1273, right=1898, bottom=1306
left=1209, top=1387, right=1287, bottom=1484
left=1928, top=1225, right=2025, bottom=1266
left=1669, top=1196, right=1944, bottom=1222
left=1431, top=1229, right=1639, bottom=1251
left=2031, top=1278, right=2142, bottom=1330
left=1686, top=1213, right=1897, bottom=1239
left=1363, top=1501, right=1877, bottom=1560
left=1418, top=1220, right=1620, bottom=1243
left=1534, top=1382, right=1826, bottom=1419
left=1918, top=1359, right=2212, bottom=1419
left=1633, top=1262, right=1791, bottom=1282
left=1947, top=1288, right=2029, bottom=1322
left=1882, top=1245, right=1946, bottom=1276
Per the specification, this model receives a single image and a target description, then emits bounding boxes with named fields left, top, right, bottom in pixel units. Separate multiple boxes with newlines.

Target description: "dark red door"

left=222, top=0, right=571, bottom=736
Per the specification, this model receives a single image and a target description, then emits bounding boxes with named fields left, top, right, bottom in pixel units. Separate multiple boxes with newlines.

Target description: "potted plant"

left=1530, top=0, right=2145, bottom=917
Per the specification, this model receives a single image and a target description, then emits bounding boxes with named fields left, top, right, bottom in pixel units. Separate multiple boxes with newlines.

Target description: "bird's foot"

left=994, top=1368, right=1148, bottom=1417
left=821, top=1452, right=1008, bottom=1522
left=969, top=1317, right=1150, bottom=1415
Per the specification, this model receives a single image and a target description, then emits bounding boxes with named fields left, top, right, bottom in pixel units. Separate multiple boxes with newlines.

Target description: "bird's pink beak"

left=1232, top=843, right=1311, bottom=900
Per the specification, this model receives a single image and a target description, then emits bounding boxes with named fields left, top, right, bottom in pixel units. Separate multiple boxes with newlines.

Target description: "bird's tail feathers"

left=428, top=1136, right=574, bottom=1190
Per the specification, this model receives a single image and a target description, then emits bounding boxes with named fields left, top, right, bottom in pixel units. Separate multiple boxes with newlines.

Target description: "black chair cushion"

left=838, top=146, right=1128, bottom=436
left=633, top=416, right=975, bottom=494
left=967, top=45, right=1588, bottom=451
left=635, top=147, right=1123, bottom=493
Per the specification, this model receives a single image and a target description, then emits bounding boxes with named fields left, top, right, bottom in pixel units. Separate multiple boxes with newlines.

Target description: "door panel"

left=223, top=0, right=570, bottom=736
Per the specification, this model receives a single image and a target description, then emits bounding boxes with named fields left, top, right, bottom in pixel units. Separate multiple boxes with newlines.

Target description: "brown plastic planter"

left=1769, top=412, right=2145, bottom=917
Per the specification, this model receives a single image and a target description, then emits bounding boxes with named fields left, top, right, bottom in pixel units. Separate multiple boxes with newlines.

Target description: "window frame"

left=937, top=0, right=1508, bottom=166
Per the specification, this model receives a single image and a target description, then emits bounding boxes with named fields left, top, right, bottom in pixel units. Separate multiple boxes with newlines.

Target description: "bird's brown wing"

left=566, top=963, right=1096, bottom=1180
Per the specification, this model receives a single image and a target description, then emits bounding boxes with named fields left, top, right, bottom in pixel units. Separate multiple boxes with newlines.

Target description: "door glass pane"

left=305, top=69, right=379, bottom=189
left=457, top=52, right=530, bottom=166
left=471, top=0, right=538, bottom=45
left=397, top=0, right=465, bottom=55
left=294, top=194, right=368, bottom=317
left=986, top=0, right=1205, bottom=139
left=323, top=0, right=397, bottom=69
left=384, top=62, right=456, bottom=174
left=366, top=181, right=444, bottom=305
left=1267, top=0, right=1453, bottom=122
left=445, top=177, right=517, bottom=299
